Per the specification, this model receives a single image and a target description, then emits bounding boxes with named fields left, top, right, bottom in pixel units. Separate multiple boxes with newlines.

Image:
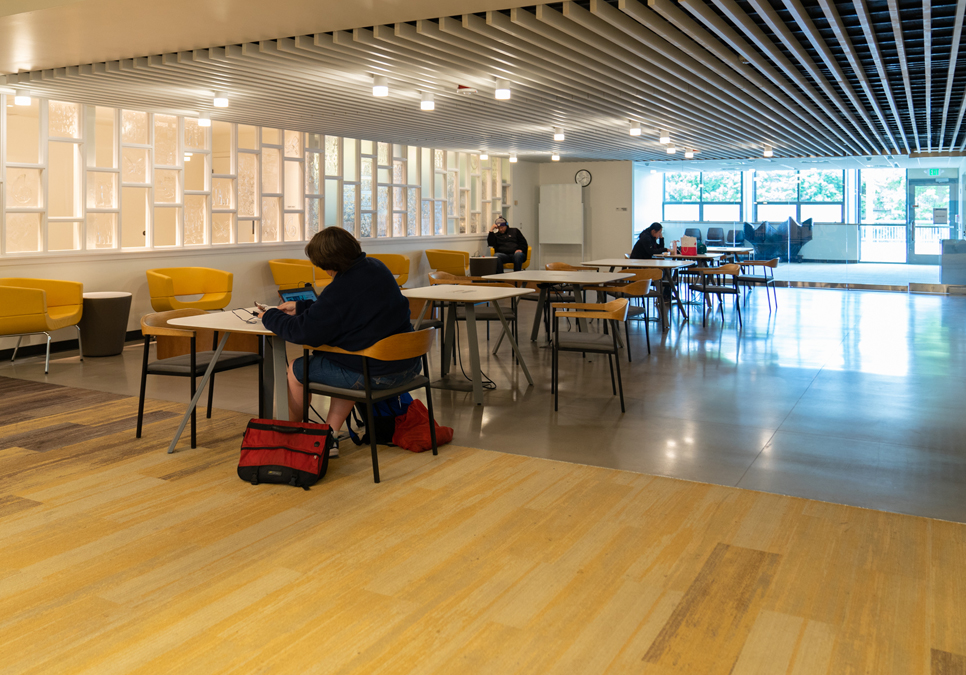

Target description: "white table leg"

left=168, top=332, right=230, bottom=454
left=463, top=303, right=485, bottom=405
left=530, top=286, right=548, bottom=342
left=493, top=302, right=533, bottom=386
left=269, top=335, right=288, bottom=419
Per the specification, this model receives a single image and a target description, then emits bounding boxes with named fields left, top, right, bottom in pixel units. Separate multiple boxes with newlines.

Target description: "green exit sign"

left=929, top=169, right=941, bottom=176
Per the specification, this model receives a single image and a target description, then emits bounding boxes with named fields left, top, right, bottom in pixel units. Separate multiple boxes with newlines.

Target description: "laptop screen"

left=278, top=287, right=318, bottom=303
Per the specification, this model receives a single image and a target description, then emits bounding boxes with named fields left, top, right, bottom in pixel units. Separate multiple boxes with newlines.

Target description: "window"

left=663, top=171, right=741, bottom=222
left=753, top=169, right=844, bottom=222
left=859, top=168, right=907, bottom=263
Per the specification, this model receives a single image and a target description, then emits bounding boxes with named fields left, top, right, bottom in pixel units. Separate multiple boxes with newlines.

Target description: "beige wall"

left=536, top=161, right=633, bottom=267
left=509, top=160, right=539, bottom=254
left=0, top=235, right=486, bottom=352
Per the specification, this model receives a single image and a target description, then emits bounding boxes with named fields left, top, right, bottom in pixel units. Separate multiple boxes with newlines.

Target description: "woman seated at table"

left=630, top=222, right=668, bottom=259
left=255, top=228, right=420, bottom=455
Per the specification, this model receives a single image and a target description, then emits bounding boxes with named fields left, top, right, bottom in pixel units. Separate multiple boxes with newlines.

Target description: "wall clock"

left=575, top=169, right=592, bottom=187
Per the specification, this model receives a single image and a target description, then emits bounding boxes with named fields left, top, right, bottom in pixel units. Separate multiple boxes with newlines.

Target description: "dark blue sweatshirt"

left=261, top=253, right=419, bottom=376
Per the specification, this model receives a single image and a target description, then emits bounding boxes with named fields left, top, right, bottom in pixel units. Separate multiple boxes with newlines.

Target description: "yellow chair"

left=369, top=253, right=410, bottom=287
left=489, top=246, right=532, bottom=270
left=425, top=249, right=469, bottom=277
left=267, top=259, right=332, bottom=294
left=0, top=278, right=84, bottom=373
left=146, top=267, right=232, bottom=312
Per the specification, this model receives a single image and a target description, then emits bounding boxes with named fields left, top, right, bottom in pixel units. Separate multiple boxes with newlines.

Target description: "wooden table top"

left=402, top=285, right=535, bottom=302
left=482, top=270, right=633, bottom=284
left=657, top=252, right=725, bottom=261
left=582, top=259, right=696, bottom=269
left=168, top=309, right=275, bottom=336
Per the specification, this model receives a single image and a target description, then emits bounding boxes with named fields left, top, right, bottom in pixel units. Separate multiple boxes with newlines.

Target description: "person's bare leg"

left=287, top=361, right=305, bottom=422
left=325, top=398, right=355, bottom=436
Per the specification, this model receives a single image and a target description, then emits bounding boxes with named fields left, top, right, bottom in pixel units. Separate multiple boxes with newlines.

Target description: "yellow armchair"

left=267, top=259, right=332, bottom=293
left=425, top=249, right=470, bottom=277
left=490, top=246, right=532, bottom=270
left=146, top=267, right=233, bottom=312
left=368, top=253, right=410, bottom=287
left=0, top=277, right=84, bottom=373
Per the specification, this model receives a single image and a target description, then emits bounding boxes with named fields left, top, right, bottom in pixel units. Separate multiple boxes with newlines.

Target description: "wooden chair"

left=0, top=278, right=84, bottom=373
left=688, top=264, right=743, bottom=328
left=301, top=329, right=438, bottom=483
left=552, top=298, right=629, bottom=413
left=145, top=267, right=232, bottom=312
left=369, top=253, right=410, bottom=287
left=597, top=274, right=660, bottom=359
left=138, top=309, right=263, bottom=449
left=425, top=249, right=470, bottom=277
left=737, top=258, right=779, bottom=311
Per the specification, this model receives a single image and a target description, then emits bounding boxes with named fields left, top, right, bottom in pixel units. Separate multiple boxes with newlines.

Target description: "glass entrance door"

left=908, top=182, right=952, bottom=264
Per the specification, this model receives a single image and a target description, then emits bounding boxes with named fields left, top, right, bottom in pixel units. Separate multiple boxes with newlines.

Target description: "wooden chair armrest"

left=555, top=310, right=608, bottom=320
left=552, top=302, right=603, bottom=310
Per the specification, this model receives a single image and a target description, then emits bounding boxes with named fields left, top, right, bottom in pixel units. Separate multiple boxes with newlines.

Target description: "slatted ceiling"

left=2, top=1, right=964, bottom=162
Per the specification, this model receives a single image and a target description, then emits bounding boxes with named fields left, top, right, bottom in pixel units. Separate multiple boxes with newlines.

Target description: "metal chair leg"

left=44, top=333, right=52, bottom=374
left=613, top=322, right=625, bottom=413
left=75, top=325, right=84, bottom=361
left=11, top=336, right=22, bottom=362
left=137, top=337, right=150, bottom=438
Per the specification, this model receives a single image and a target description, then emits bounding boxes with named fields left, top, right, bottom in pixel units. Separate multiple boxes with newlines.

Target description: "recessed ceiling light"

left=509, top=153, right=518, bottom=163
left=213, top=92, right=229, bottom=108
left=553, top=126, right=565, bottom=141
left=420, top=92, right=435, bottom=111
left=14, top=89, right=31, bottom=106
left=198, top=112, right=211, bottom=127
left=372, top=75, right=388, bottom=97
left=495, top=79, right=511, bottom=100
left=629, top=121, right=641, bottom=136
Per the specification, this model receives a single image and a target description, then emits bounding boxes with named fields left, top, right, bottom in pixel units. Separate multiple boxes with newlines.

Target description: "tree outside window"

left=663, top=171, right=741, bottom=222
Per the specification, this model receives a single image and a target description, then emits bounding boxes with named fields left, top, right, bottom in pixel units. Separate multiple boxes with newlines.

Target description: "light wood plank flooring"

left=1, top=376, right=964, bottom=674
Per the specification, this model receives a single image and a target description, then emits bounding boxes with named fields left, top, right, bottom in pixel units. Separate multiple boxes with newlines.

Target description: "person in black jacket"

left=630, top=222, right=668, bottom=259
left=256, top=228, right=420, bottom=453
left=486, top=216, right=528, bottom=272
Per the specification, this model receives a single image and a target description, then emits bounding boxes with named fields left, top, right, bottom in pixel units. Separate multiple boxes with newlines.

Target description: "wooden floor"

left=1, top=376, right=965, bottom=674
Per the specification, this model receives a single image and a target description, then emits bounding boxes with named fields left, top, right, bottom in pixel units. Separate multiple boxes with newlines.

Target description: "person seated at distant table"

left=487, top=216, right=528, bottom=272
left=255, top=228, right=420, bottom=457
left=631, top=222, right=668, bottom=259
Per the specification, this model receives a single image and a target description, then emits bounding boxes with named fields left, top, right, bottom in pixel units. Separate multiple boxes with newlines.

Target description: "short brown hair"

left=304, top=227, right=362, bottom=273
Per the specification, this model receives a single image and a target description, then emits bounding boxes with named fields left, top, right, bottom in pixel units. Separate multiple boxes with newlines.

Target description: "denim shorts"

left=293, top=354, right=421, bottom=390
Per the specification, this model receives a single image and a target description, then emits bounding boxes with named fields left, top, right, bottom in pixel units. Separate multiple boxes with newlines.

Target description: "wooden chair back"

left=696, top=263, right=741, bottom=277
left=546, top=262, right=596, bottom=272
left=311, top=329, right=436, bottom=362
left=552, top=298, right=629, bottom=321
left=620, top=268, right=663, bottom=282
left=429, top=271, right=473, bottom=285
left=741, top=258, right=779, bottom=269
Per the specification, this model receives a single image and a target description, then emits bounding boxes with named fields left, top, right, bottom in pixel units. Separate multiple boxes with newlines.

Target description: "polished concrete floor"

left=4, top=286, right=966, bottom=523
